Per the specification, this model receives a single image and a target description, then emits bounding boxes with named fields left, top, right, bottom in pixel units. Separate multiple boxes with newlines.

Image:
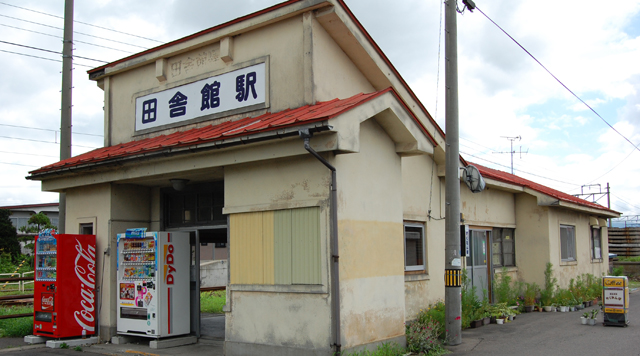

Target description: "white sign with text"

left=135, top=62, right=266, bottom=132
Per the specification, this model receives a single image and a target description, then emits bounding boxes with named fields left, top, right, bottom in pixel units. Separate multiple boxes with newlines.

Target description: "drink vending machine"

left=116, top=229, right=190, bottom=337
left=33, top=229, right=97, bottom=338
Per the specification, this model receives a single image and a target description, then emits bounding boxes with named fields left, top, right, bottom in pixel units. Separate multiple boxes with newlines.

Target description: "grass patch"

left=617, top=256, right=640, bottom=262
left=201, top=290, right=225, bottom=314
left=0, top=305, right=33, bottom=337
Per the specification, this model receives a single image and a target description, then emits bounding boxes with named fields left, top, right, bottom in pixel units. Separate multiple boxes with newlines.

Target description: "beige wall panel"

left=225, top=154, right=330, bottom=210
left=514, top=194, right=551, bottom=286
left=225, top=291, right=331, bottom=349
left=461, top=185, right=516, bottom=227
left=340, top=275, right=405, bottom=348
left=110, top=184, right=151, bottom=223
left=404, top=277, right=445, bottom=321
left=311, top=17, right=375, bottom=102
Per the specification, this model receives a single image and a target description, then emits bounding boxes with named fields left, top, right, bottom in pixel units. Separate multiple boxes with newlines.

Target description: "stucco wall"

left=401, top=155, right=446, bottom=320
left=106, top=16, right=306, bottom=145
left=514, top=194, right=551, bottom=286
left=312, top=16, right=375, bottom=102
left=336, top=119, right=405, bottom=349
left=461, top=186, right=516, bottom=228
left=223, top=154, right=332, bottom=352
left=547, top=208, right=608, bottom=287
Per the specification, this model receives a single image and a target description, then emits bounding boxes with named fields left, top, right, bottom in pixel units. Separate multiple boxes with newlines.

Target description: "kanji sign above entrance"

left=135, top=62, right=266, bottom=132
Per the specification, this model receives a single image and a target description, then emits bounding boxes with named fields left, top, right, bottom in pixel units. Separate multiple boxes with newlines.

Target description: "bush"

left=493, top=268, right=513, bottom=304
left=416, top=302, right=446, bottom=340
left=200, top=290, right=225, bottom=313
left=612, top=266, right=625, bottom=276
left=406, top=319, right=444, bottom=354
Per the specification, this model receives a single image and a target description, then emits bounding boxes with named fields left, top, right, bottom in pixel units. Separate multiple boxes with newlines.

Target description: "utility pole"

left=607, top=183, right=611, bottom=228
left=59, top=0, right=74, bottom=234
left=444, top=0, right=467, bottom=346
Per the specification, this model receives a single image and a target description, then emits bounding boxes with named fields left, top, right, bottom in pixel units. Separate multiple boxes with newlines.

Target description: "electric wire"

left=0, top=150, right=58, bottom=158
left=0, top=1, right=163, bottom=44
left=0, top=39, right=108, bottom=63
left=474, top=6, right=640, bottom=154
left=0, top=23, right=135, bottom=54
left=587, top=148, right=637, bottom=184
left=0, top=14, right=149, bottom=50
left=611, top=193, right=640, bottom=212
left=0, top=49, right=94, bottom=67
left=0, top=135, right=100, bottom=149
left=0, top=161, right=38, bottom=168
left=433, top=0, right=444, bottom=120
left=0, top=123, right=103, bottom=137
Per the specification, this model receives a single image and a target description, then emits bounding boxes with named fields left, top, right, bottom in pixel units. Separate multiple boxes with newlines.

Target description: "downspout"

left=298, top=129, right=341, bottom=354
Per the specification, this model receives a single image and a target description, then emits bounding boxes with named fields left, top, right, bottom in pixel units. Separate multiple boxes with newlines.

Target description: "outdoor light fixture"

left=170, top=179, right=189, bottom=191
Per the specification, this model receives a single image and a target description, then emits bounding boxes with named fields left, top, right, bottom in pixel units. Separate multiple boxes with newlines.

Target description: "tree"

left=0, top=209, right=21, bottom=261
left=18, top=212, right=56, bottom=233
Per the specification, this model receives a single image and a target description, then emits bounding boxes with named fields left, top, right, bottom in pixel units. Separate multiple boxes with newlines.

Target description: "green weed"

left=200, top=290, right=226, bottom=313
left=0, top=305, right=33, bottom=337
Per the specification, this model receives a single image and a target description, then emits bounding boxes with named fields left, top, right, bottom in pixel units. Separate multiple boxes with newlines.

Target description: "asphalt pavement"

left=448, top=290, right=640, bottom=356
left=2, top=294, right=638, bottom=356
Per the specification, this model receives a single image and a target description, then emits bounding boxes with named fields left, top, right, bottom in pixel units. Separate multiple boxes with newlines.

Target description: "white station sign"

left=135, top=62, right=266, bottom=132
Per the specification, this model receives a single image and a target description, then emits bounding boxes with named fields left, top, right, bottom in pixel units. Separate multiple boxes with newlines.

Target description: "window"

left=492, top=228, right=515, bottom=267
left=591, top=227, right=602, bottom=260
left=230, top=207, right=321, bottom=285
left=79, top=223, right=93, bottom=235
left=404, top=223, right=425, bottom=271
left=560, top=225, right=576, bottom=261
left=164, top=181, right=225, bottom=228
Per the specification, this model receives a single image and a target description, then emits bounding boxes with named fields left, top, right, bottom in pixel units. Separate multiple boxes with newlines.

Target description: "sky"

left=0, top=0, right=638, bottom=220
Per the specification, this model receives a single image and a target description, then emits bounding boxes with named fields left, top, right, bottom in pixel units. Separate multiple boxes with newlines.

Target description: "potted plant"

left=541, top=263, right=557, bottom=312
left=588, top=308, right=599, bottom=326
left=524, top=282, right=540, bottom=312
left=581, top=312, right=589, bottom=325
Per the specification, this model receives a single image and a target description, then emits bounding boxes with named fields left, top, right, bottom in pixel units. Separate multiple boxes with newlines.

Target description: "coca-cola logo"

left=41, top=294, right=54, bottom=310
left=73, top=239, right=96, bottom=333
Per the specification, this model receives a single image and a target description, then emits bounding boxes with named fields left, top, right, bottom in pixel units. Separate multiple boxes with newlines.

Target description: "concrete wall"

left=200, top=260, right=228, bottom=288
left=461, top=186, right=516, bottom=228
left=336, top=119, right=405, bottom=351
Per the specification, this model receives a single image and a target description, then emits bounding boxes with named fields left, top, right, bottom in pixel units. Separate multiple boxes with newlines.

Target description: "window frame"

left=560, top=224, right=576, bottom=262
left=404, top=222, right=426, bottom=272
left=491, top=228, right=516, bottom=268
left=591, top=227, right=602, bottom=261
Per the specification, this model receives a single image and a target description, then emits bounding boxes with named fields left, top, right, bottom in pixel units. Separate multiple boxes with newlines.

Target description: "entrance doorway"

left=466, top=230, right=491, bottom=302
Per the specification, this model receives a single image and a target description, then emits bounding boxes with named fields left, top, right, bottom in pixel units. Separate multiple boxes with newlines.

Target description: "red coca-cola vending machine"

left=33, top=229, right=97, bottom=338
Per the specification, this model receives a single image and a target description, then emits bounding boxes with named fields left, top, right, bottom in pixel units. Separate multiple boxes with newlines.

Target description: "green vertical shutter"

left=291, top=207, right=321, bottom=284
left=274, top=209, right=292, bottom=285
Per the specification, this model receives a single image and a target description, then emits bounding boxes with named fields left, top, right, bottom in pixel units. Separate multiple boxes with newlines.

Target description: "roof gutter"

left=27, top=122, right=332, bottom=181
left=298, top=128, right=341, bottom=354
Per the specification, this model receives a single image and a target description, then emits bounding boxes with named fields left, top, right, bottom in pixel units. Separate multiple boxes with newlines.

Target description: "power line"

left=475, top=6, right=640, bottom=154
left=587, top=148, right=637, bottom=184
left=0, top=161, right=38, bottom=168
left=0, top=39, right=108, bottom=63
left=0, top=150, right=58, bottom=158
left=611, top=193, right=640, bottom=212
left=0, top=1, right=163, bottom=44
left=0, top=123, right=103, bottom=137
left=0, top=135, right=99, bottom=149
left=0, top=23, right=135, bottom=54
left=0, top=14, right=149, bottom=50
left=0, top=49, right=93, bottom=67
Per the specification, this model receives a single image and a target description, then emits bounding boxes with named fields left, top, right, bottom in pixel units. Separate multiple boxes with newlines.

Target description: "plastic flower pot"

left=588, top=318, right=596, bottom=326
left=581, top=317, right=588, bottom=325
left=496, top=318, right=505, bottom=325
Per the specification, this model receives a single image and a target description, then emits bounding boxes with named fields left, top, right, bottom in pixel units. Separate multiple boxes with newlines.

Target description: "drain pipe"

left=299, top=129, right=341, bottom=354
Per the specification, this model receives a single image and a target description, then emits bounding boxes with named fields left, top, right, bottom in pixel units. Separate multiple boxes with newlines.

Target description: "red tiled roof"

left=471, top=162, right=618, bottom=214
left=30, top=89, right=435, bottom=176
